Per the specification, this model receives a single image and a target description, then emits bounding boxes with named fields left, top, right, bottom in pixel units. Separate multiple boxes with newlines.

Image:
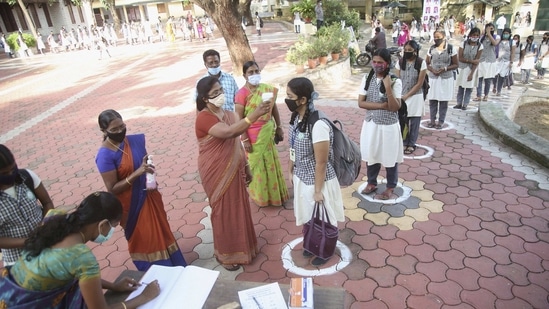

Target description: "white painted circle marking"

left=357, top=181, right=412, bottom=204
left=403, top=144, right=435, bottom=160
left=420, top=119, right=455, bottom=131
left=281, top=237, right=352, bottom=276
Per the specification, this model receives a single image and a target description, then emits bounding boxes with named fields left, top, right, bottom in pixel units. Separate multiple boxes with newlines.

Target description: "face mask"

left=403, top=51, right=414, bottom=60
left=434, top=39, right=444, bottom=46
left=469, top=37, right=479, bottom=42
left=209, top=94, right=225, bottom=107
left=0, top=167, right=18, bottom=186
left=285, top=98, right=300, bottom=112
left=207, top=66, right=221, bottom=75
left=93, top=222, right=114, bottom=243
left=490, top=30, right=495, bottom=36
left=502, top=34, right=510, bottom=40
left=107, top=128, right=126, bottom=143
left=372, top=63, right=387, bottom=74
left=248, top=74, right=261, bottom=86
left=513, top=39, right=518, bottom=45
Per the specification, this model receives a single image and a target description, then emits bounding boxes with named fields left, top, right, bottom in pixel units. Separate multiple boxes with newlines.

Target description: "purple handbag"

left=302, top=202, right=339, bottom=259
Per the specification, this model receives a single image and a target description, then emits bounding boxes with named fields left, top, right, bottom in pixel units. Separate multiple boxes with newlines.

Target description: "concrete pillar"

left=138, top=5, right=145, bottom=21
left=123, top=5, right=129, bottom=23
left=81, top=0, right=95, bottom=28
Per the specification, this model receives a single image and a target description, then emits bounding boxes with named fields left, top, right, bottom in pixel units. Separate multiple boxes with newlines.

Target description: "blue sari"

left=96, top=134, right=186, bottom=271
left=0, top=267, right=84, bottom=308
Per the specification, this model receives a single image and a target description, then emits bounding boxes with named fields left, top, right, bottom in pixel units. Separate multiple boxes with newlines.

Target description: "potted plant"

left=286, top=40, right=308, bottom=73
left=304, top=37, right=320, bottom=69
left=290, top=0, right=315, bottom=23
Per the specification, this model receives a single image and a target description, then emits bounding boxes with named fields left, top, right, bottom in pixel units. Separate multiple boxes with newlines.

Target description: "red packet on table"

left=289, top=277, right=314, bottom=309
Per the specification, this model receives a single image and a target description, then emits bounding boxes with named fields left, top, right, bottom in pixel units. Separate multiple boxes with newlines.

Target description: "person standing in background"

left=315, top=0, right=324, bottom=30
left=496, top=13, right=506, bottom=37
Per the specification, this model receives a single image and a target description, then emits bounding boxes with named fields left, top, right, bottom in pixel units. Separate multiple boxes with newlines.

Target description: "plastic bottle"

left=145, top=155, right=157, bottom=190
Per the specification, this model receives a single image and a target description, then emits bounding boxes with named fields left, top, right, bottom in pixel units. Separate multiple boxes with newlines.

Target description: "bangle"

left=125, top=177, right=132, bottom=186
left=241, top=138, right=249, bottom=142
left=121, top=302, right=127, bottom=309
left=244, top=117, right=252, bottom=125
left=445, top=66, right=447, bottom=71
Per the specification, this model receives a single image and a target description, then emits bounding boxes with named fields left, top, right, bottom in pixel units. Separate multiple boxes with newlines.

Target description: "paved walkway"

left=1, top=22, right=549, bottom=308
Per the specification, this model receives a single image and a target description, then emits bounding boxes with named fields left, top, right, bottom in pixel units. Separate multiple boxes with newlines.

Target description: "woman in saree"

left=0, top=192, right=160, bottom=309
left=235, top=61, right=289, bottom=207
left=195, top=76, right=271, bottom=271
left=95, top=109, right=186, bottom=271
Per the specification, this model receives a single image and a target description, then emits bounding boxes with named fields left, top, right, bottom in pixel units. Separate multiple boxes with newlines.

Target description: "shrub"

left=6, top=32, right=36, bottom=51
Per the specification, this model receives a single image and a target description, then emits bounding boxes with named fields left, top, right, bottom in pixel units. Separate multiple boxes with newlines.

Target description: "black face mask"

left=490, top=30, right=495, bottom=36
left=107, top=128, right=127, bottom=143
left=285, top=98, right=300, bottom=112
left=434, top=39, right=444, bottom=47
left=0, top=166, right=18, bottom=186
left=403, top=51, right=415, bottom=60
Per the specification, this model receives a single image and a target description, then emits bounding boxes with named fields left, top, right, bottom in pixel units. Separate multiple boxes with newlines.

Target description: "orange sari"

left=196, top=111, right=258, bottom=265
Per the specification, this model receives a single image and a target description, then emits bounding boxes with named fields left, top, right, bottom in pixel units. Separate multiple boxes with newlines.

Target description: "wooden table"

left=105, top=270, right=349, bottom=308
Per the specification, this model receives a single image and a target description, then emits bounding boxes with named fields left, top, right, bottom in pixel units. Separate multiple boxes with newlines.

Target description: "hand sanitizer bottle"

left=146, top=155, right=157, bottom=190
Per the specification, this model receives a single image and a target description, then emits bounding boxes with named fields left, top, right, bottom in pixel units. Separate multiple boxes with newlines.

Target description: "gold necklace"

left=106, top=139, right=128, bottom=156
left=79, top=232, right=86, bottom=243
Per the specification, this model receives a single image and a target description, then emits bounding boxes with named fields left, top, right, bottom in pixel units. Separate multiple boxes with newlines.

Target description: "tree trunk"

left=239, top=0, right=252, bottom=26
left=16, top=0, right=37, bottom=39
left=109, top=0, right=121, bottom=31
left=194, top=0, right=254, bottom=73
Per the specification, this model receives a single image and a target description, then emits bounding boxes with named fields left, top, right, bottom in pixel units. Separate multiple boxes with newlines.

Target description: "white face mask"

left=248, top=74, right=261, bottom=86
left=209, top=94, right=225, bottom=107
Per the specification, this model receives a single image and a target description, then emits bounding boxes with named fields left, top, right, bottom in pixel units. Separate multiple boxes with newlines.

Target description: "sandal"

left=435, top=123, right=443, bottom=129
left=221, top=264, right=241, bottom=271
left=404, top=145, right=417, bottom=155
left=311, top=257, right=328, bottom=266
left=426, top=122, right=436, bottom=128
left=303, top=250, right=313, bottom=257
left=361, top=183, right=377, bottom=195
left=482, top=96, right=488, bottom=101
left=378, top=188, right=395, bottom=200
left=472, top=97, right=481, bottom=101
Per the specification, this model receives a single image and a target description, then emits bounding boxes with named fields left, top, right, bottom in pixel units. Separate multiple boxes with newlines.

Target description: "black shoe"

left=453, top=104, right=462, bottom=109
left=303, top=250, right=313, bottom=257
left=461, top=106, right=467, bottom=110
left=311, top=257, right=328, bottom=266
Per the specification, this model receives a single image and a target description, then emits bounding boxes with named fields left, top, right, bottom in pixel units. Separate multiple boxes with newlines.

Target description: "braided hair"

left=23, top=191, right=122, bottom=259
left=287, top=77, right=318, bottom=133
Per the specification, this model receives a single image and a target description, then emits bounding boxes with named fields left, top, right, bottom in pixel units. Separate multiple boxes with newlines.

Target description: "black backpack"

left=307, top=110, right=361, bottom=187
left=399, top=57, right=429, bottom=101
left=259, top=17, right=264, bottom=28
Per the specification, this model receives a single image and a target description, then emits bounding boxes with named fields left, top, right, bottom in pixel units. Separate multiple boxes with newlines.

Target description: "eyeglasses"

left=106, top=124, right=126, bottom=134
left=208, top=88, right=224, bottom=99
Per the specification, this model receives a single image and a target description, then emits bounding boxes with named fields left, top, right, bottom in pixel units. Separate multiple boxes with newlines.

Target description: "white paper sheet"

left=237, top=282, right=288, bottom=309
left=126, top=265, right=219, bottom=309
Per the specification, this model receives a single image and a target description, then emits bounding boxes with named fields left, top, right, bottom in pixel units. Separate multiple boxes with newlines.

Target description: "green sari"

left=235, top=83, right=289, bottom=207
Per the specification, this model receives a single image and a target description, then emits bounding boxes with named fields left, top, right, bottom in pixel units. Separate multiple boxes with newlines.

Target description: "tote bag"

left=302, top=202, right=339, bottom=259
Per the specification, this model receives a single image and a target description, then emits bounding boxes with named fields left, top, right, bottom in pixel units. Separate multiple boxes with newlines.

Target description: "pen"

left=252, top=296, right=263, bottom=309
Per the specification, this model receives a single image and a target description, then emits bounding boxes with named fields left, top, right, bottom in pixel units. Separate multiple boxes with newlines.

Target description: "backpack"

left=364, top=71, right=409, bottom=138
left=259, top=17, right=264, bottom=28
left=18, top=168, right=36, bottom=196
left=307, top=110, right=361, bottom=187
left=399, top=57, right=429, bottom=100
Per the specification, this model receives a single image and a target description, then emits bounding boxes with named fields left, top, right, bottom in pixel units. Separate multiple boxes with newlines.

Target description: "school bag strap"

left=18, top=168, right=36, bottom=196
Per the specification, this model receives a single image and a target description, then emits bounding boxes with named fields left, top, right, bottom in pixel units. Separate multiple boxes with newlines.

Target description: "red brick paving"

left=1, top=22, right=549, bottom=308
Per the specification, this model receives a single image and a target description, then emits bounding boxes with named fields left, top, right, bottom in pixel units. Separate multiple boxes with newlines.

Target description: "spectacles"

left=106, top=124, right=126, bottom=134
left=208, top=88, right=224, bottom=99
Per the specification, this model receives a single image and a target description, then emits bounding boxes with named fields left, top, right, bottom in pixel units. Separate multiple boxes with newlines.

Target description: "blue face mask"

left=93, top=222, right=114, bottom=243
left=207, top=66, right=221, bottom=75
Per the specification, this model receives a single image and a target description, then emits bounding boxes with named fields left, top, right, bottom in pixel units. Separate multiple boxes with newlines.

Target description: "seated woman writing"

left=0, top=191, right=160, bottom=309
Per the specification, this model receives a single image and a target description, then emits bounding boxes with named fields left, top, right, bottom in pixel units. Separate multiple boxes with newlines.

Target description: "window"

left=29, top=3, right=42, bottom=28
left=157, top=3, right=166, bottom=13
left=42, top=4, right=53, bottom=27
left=67, top=4, right=76, bottom=24
left=78, top=5, right=84, bottom=23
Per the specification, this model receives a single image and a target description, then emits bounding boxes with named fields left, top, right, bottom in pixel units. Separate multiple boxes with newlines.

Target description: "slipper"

left=221, top=264, right=241, bottom=271
left=404, top=145, right=417, bottom=155
left=482, top=96, right=488, bottom=101
left=378, top=188, right=395, bottom=200
left=426, top=122, right=436, bottom=128
left=361, top=184, right=377, bottom=195
left=472, top=97, right=481, bottom=101
left=303, top=250, right=313, bottom=257
left=435, top=124, right=443, bottom=129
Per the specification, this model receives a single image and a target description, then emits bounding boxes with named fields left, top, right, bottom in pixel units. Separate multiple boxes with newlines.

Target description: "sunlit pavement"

left=1, top=22, right=549, bottom=308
